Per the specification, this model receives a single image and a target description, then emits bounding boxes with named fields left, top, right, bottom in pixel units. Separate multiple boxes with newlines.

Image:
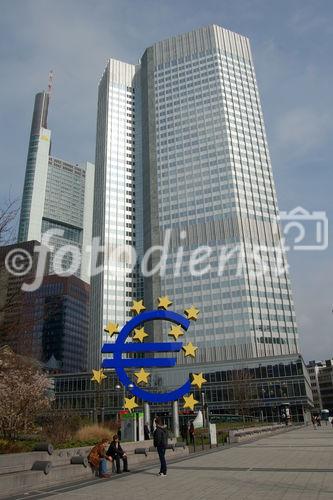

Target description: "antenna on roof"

left=47, top=70, right=54, bottom=97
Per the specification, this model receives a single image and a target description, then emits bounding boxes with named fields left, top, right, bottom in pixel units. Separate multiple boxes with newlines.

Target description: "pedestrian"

left=189, top=420, right=195, bottom=444
left=106, top=435, right=130, bottom=474
left=311, top=415, right=317, bottom=429
left=117, top=424, right=122, bottom=441
left=144, top=422, right=150, bottom=440
left=153, top=416, right=168, bottom=477
left=181, top=422, right=188, bottom=444
left=87, top=438, right=113, bottom=478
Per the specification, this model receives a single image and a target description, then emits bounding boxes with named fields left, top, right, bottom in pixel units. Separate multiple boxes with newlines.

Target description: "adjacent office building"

left=0, top=240, right=48, bottom=358
left=18, top=90, right=94, bottom=283
left=0, top=242, right=89, bottom=372
left=24, top=274, right=90, bottom=373
left=89, top=61, right=139, bottom=367
left=307, top=359, right=333, bottom=412
left=9, top=86, right=93, bottom=367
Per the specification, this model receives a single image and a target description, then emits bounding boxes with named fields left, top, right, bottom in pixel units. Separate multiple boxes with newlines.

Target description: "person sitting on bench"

left=88, top=438, right=113, bottom=478
left=107, top=435, right=130, bottom=473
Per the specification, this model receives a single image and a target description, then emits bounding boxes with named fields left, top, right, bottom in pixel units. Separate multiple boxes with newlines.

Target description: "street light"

left=116, top=383, right=134, bottom=408
left=201, top=392, right=206, bottom=427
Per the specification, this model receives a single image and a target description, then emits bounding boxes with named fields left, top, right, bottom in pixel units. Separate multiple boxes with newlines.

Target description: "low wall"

left=229, top=424, right=288, bottom=443
left=0, top=438, right=188, bottom=499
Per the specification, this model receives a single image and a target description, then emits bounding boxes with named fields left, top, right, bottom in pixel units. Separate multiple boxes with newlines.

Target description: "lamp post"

left=116, top=383, right=134, bottom=409
left=201, top=392, right=206, bottom=428
left=116, top=383, right=135, bottom=440
left=91, top=369, right=107, bottom=423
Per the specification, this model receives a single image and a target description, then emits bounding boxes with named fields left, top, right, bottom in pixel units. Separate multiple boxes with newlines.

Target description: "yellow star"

left=133, top=327, right=149, bottom=342
left=134, top=368, right=150, bottom=384
left=182, top=342, right=198, bottom=358
left=184, top=306, right=200, bottom=321
left=183, top=393, right=199, bottom=411
left=157, top=296, right=173, bottom=310
left=191, top=373, right=207, bottom=389
left=169, top=324, right=185, bottom=340
left=104, top=322, right=119, bottom=337
left=91, top=369, right=107, bottom=384
left=124, top=396, right=138, bottom=412
left=131, top=300, right=146, bottom=315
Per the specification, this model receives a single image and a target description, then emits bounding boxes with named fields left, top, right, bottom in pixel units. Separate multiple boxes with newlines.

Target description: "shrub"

left=75, top=424, right=113, bottom=443
left=0, top=439, right=27, bottom=454
left=39, top=410, right=83, bottom=444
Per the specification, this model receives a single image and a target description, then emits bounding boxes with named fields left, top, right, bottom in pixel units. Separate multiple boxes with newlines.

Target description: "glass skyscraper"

left=89, top=25, right=299, bottom=375
left=89, top=60, right=140, bottom=368
left=18, top=91, right=94, bottom=283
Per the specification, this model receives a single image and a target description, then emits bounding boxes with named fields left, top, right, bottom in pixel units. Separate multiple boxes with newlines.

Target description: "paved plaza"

left=14, top=426, right=333, bottom=500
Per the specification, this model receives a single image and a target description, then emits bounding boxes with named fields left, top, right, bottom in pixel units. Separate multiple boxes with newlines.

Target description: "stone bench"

left=0, top=438, right=189, bottom=498
left=229, top=424, right=286, bottom=443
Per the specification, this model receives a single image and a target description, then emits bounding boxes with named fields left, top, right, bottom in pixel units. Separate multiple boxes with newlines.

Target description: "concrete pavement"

left=11, top=426, right=333, bottom=499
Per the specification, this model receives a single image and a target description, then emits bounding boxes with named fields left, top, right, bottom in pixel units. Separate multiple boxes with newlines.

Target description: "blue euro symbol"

left=101, top=310, right=192, bottom=403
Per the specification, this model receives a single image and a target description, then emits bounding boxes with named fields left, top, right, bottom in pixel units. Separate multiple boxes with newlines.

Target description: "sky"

left=0, top=0, right=332, bottom=362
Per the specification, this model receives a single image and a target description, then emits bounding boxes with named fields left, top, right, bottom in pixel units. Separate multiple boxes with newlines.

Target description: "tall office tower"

left=90, top=25, right=299, bottom=372
left=89, top=60, right=140, bottom=368
left=142, top=25, right=298, bottom=368
left=18, top=90, right=94, bottom=283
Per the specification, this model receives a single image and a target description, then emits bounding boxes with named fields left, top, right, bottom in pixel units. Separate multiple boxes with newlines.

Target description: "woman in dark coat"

left=153, top=417, right=168, bottom=476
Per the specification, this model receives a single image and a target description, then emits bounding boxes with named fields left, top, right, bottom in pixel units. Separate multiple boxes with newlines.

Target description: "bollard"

left=70, top=456, right=88, bottom=467
left=33, top=443, right=54, bottom=455
left=31, top=461, right=52, bottom=475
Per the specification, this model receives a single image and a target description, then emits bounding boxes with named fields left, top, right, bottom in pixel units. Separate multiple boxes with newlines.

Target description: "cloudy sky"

left=0, top=0, right=332, bottom=362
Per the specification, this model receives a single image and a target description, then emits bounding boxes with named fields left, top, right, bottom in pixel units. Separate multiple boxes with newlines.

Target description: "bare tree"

left=0, top=197, right=19, bottom=246
left=0, top=197, right=19, bottom=319
left=232, top=368, right=255, bottom=425
left=0, top=346, right=52, bottom=439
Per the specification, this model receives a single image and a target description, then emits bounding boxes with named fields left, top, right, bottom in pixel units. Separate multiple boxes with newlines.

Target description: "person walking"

left=311, top=415, right=317, bottom=429
left=181, top=422, right=188, bottom=445
left=144, top=422, right=151, bottom=440
left=189, top=421, right=195, bottom=444
left=107, top=435, right=130, bottom=473
left=153, top=417, right=168, bottom=477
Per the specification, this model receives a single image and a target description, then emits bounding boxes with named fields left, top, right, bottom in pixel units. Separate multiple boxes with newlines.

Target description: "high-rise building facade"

left=0, top=242, right=89, bottom=372
left=90, top=25, right=299, bottom=374
left=0, top=240, right=49, bottom=357
left=307, top=359, right=333, bottom=412
left=25, top=274, right=90, bottom=373
left=89, top=61, right=140, bottom=368
left=18, top=91, right=94, bottom=283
